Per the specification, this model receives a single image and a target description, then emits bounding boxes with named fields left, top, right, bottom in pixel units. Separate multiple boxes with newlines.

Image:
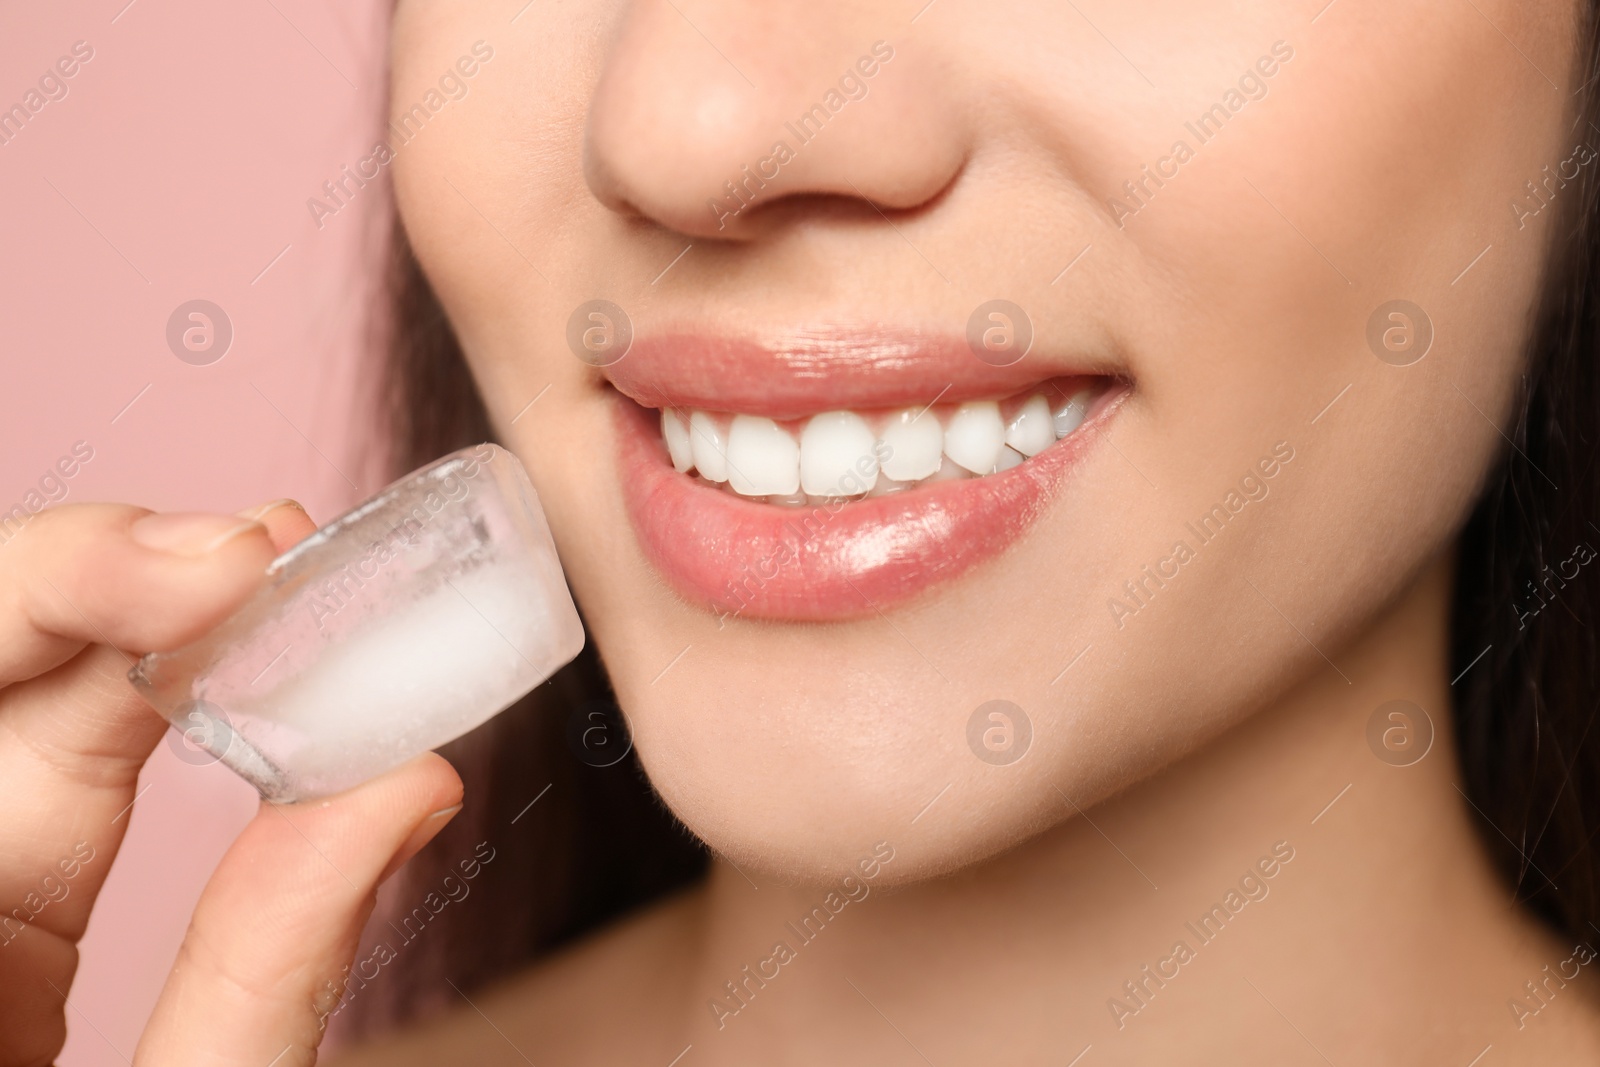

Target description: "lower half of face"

left=390, top=0, right=1576, bottom=880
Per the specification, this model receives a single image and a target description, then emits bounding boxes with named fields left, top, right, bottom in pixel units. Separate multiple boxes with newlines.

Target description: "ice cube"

left=128, top=443, right=585, bottom=802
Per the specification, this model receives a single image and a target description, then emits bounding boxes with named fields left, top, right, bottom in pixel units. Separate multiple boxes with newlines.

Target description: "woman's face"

left=390, top=0, right=1577, bottom=880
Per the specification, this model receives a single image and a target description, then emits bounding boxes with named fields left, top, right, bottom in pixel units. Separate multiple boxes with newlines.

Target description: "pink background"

left=1, top=1, right=391, bottom=1060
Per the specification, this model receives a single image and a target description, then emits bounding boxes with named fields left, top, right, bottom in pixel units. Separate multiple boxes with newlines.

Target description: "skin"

left=0, top=501, right=463, bottom=1067
left=385, top=0, right=1580, bottom=880
left=6, top=0, right=1599, bottom=1064
left=371, top=0, right=1600, bottom=1060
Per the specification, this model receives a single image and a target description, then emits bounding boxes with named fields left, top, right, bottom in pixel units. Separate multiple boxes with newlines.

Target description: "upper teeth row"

left=659, top=389, right=1094, bottom=500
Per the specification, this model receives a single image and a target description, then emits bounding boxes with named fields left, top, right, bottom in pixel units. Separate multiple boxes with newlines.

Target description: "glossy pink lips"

left=607, top=330, right=1122, bottom=621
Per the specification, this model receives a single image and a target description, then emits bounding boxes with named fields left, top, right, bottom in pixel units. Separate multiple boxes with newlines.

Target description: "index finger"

left=0, top=503, right=279, bottom=687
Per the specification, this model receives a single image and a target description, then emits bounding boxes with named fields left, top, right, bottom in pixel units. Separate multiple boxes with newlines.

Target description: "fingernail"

left=379, top=804, right=463, bottom=884
left=130, top=513, right=265, bottom=557
left=235, top=498, right=308, bottom=523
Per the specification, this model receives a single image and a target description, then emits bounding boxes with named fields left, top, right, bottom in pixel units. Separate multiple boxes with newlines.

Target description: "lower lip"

left=613, top=391, right=1118, bottom=621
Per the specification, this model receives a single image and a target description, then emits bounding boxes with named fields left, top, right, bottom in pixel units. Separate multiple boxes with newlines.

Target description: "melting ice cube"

left=129, top=443, right=585, bottom=802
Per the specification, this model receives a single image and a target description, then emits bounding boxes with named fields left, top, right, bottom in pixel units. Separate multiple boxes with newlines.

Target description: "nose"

left=583, top=1, right=969, bottom=239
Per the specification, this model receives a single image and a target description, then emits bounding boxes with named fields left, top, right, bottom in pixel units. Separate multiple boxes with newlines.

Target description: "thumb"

left=134, top=753, right=463, bottom=1066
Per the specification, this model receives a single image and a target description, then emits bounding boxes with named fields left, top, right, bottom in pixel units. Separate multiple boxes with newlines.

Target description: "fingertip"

left=273, top=753, right=464, bottom=834
left=235, top=499, right=318, bottom=553
left=142, top=753, right=466, bottom=1061
left=406, top=750, right=467, bottom=810
left=128, top=512, right=267, bottom=557
left=3, top=505, right=280, bottom=660
left=380, top=799, right=463, bottom=885
left=269, top=754, right=466, bottom=885
left=234, top=498, right=307, bottom=523
left=95, top=514, right=279, bottom=650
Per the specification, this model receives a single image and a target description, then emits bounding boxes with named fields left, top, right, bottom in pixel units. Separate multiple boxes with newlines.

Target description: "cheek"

left=1069, top=4, right=1554, bottom=759
left=392, top=1, right=610, bottom=344
left=391, top=1, right=647, bottom=494
left=1114, top=4, right=1552, bottom=586
left=382, top=0, right=1571, bottom=884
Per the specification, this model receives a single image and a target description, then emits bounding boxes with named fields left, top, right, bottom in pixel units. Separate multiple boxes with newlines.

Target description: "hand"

left=0, top=500, right=463, bottom=1067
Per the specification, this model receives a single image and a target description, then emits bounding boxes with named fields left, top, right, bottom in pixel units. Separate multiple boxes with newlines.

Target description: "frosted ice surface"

left=128, top=443, right=585, bottom=802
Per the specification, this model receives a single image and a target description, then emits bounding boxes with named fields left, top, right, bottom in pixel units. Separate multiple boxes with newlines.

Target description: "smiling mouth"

left=657, top=377, right=1104, bottom=505
left=607, top=329, right=1126, bottom=621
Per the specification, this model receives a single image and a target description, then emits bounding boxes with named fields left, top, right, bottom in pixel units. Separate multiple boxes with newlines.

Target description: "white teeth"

left=800, top=410, right=879, bottom=497
left=927, top=455, right=973, bottom=481
left=689, top=410, right=729, bottom=482
left=995, top=445, right=1026, bottom=472
left=726, top=414, right=800, bottom=497
left=1004, top=395, right=1054, bottom=457
left=879, top=408, right=943, bottom=482
left=1053, top=389, right=1090, bottom=438
left=943, top=400, right=1006, bottom=475
left=659, top=384, right=1101, bottom=502
left=661, top=408, right=694, bottom=472
left=868, top=475, right=912, bottom=497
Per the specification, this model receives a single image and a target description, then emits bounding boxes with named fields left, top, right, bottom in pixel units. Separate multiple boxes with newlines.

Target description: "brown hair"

left=331, top=225, right=705, bottom=1037
left=340, top=14, right=1600, bottom=1030
left=1450, top=11, right=1600, bottom=940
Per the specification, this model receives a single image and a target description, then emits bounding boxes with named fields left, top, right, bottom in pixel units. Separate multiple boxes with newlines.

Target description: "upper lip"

left=603, top=326, right=1118, bottom=420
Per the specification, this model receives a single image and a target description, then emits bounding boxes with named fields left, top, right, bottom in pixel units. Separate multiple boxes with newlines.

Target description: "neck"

left=690, top=552, right=1600, bottom=1062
